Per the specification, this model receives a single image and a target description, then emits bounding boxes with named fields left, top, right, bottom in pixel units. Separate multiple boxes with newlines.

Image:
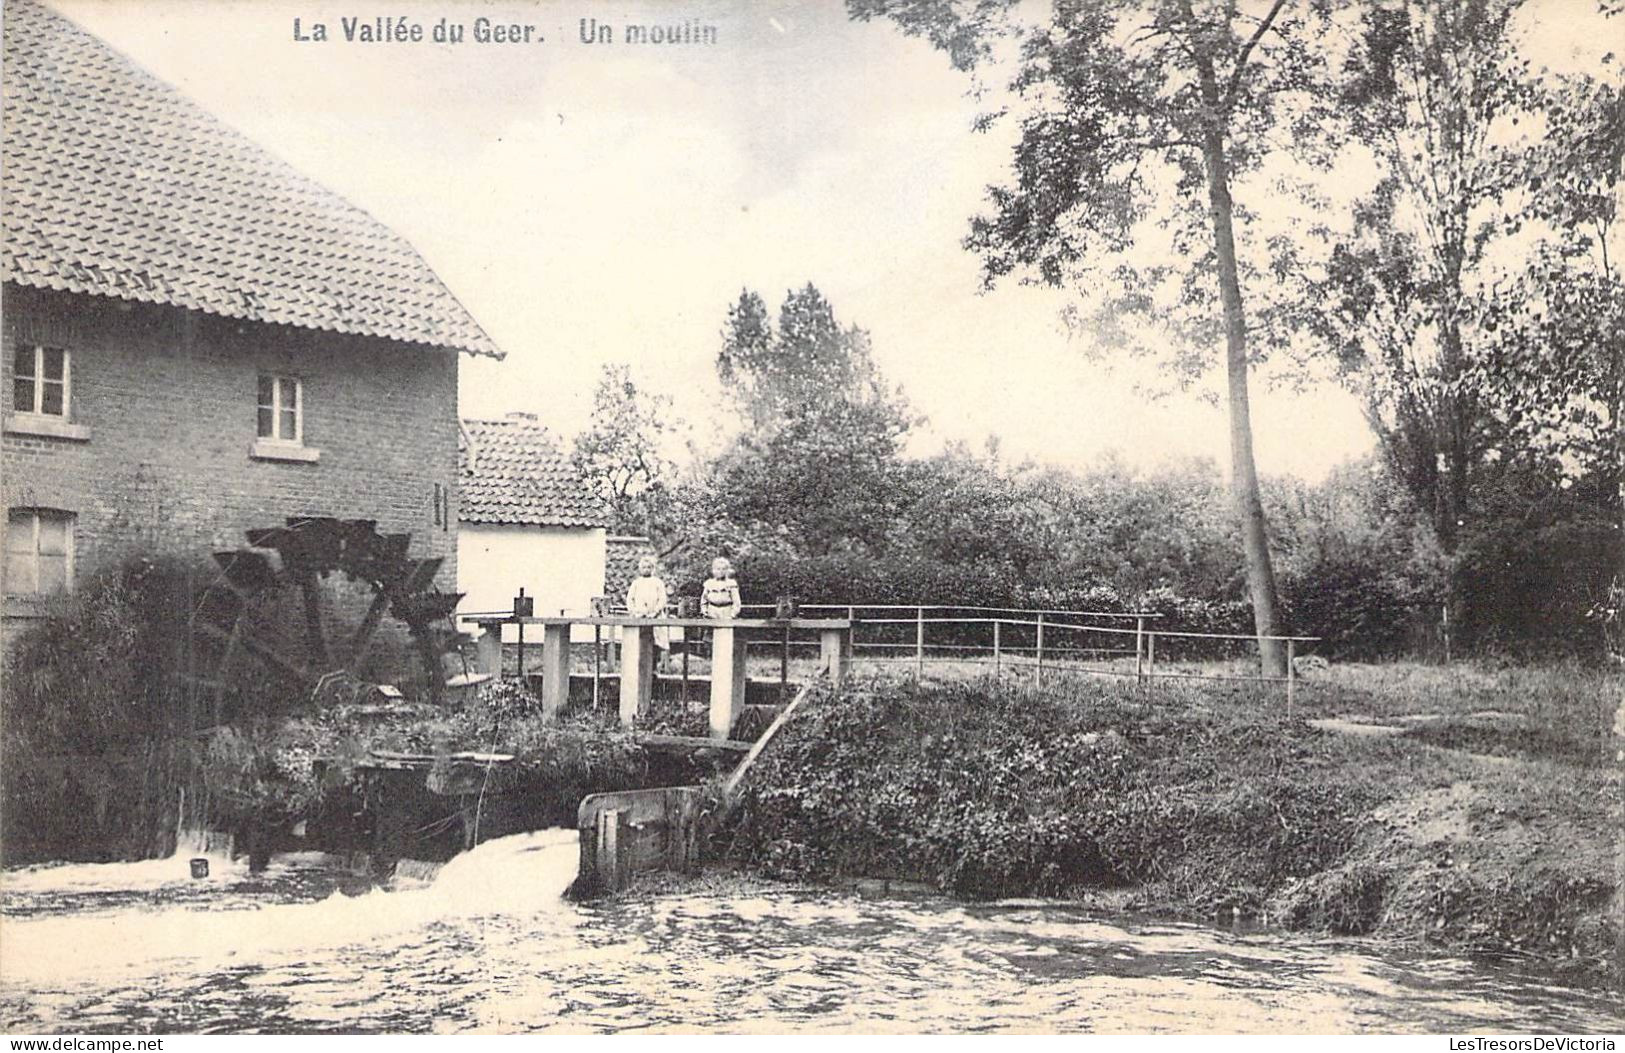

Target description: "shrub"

left=1282, top=550, right=1428, bottom=660
left=722, top=675, right=1375, bottom=906
left=1454, top=514, right=1620, bottom=660
left=447, top=678, right=650, bottom=792
left=195, top=717, right=343, bottom=830
left=1, top=558, right=216, bottom=861
left=3, top=558, right=205, bottom=751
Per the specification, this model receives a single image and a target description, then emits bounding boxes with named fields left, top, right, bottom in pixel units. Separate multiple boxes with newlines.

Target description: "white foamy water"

left=2, top=833, right=1621, bottom=1034
left=0, top=829, right=582, bottom=986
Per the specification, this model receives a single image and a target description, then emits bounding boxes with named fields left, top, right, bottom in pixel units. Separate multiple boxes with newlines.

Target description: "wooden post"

left=993, top=619, right=1002, bottom=676
left=681, top=626, right=690, bottom=704
left=820, top=627, right=851, bottom=683
left=596, top=807, right=626, bottom=892
left=914, top=607, right=925, bottom=681
left=539, top=622, right=571, bottom=719
left=1134, top=616, right=1145, bottom=685
left=781, top=624, right=791, bottom=704
left=592, top=623, right=602, bottom=710
left=1285, top=637, right=1296, bottom=717
left=1147, top=631, right=1156, bottom=688
left=516, top=622, right=525, bottom=680
left=619, top=624, right=655, bottom=726
left=1036, top=613, right=1045, bottom=688
left=709, top=624, right=748, bottom=740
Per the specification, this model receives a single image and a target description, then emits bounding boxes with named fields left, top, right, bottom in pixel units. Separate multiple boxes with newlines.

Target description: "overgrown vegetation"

left=1, top=559, right=217, bottom=863
left=720, top=672, right=1620, bottom=975
left=193, top=678, right=658, bottom=837
left=0, top=562, right=661, bottom=862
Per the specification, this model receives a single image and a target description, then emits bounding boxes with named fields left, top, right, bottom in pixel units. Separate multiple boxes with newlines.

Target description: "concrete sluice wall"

left=296, top=747, right=719, bottom=881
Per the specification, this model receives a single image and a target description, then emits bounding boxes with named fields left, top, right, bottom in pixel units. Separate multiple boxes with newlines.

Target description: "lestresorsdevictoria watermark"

left=1449, top=1040, right=1617, bottom=1050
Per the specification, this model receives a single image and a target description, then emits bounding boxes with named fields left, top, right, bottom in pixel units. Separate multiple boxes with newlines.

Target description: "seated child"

left=701, top=557, right=742, bottom=620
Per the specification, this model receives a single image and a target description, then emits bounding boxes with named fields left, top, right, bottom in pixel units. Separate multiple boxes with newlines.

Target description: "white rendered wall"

left=458, top=524, right=607, bottom=643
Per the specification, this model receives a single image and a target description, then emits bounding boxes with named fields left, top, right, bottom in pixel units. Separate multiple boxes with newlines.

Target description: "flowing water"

left=1, top=832, right=1620, bottom=1034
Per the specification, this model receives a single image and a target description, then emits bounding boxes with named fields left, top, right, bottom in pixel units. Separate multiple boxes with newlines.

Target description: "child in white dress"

left=624, top=555, right=671, bottom=658
left=702, top=557, right=742, bottom=619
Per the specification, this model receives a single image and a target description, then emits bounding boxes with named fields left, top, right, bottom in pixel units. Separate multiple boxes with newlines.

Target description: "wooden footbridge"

left=325, top=613, right=851, bottom=881
left=462, top=613, right=854, bottom=741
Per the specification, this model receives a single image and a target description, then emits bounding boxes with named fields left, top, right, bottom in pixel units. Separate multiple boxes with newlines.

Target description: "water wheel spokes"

left=189, top=517, right=461, bottom=710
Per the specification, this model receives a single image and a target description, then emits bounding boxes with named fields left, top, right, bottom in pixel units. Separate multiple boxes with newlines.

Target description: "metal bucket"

left=189, top=857, right=210, bottom=879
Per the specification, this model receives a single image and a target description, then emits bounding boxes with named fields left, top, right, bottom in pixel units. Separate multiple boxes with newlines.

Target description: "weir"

left=169, top=612, right=851, bottom=887
left=573, top=679, right=819, bottom=896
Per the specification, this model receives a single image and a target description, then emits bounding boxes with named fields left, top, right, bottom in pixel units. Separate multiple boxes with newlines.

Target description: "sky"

left=42, top=0, right=1616, bottom=482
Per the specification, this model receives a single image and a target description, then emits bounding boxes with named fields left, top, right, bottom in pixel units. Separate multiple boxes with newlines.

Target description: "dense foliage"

left=0, top=566, right=659, bottom=861
left=1, top=559, right=214, bottom=861
left=722, top=676, right=1378, bottom=904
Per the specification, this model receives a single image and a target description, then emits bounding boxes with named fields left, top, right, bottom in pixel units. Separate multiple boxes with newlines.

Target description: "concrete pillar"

left=619, top=624, right=655, bottom=726
left=820, top=627, right=852, bottom=683
left=709, top=625, right=749, bottom=740
left=475, top=624, right=503, bottom=678
left=539, top=622, right=572, bottom=719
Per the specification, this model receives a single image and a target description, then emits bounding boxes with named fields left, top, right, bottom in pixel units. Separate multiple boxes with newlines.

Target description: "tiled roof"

left=604, top=535, right=660, bottom=603
left=460, top=416, right=611, bottom=528
left=1, top=0, right=500, bottom=358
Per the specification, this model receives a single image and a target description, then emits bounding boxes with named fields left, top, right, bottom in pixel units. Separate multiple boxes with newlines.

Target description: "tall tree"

left=1283, top=1, right=1621, bottom=655
left=1478, top=73, right=1624, bottom=525
left=1301, top=0, right=1534, bottom=552
left=570, top=364, right=683, bottom=538
left=710, top=285, right=917, bottom=556
left=847, top=0, right=1335, bottom=673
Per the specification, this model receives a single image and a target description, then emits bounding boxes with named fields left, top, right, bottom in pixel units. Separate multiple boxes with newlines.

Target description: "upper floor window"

left=257, top=374, right=302, bottom=444
left=5, top=509, right=74, bottom=597
left=13, top=345, right=69, bottom=417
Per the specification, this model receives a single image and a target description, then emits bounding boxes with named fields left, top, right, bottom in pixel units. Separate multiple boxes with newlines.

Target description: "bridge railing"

left=734, top=603, right=1319, bottom=712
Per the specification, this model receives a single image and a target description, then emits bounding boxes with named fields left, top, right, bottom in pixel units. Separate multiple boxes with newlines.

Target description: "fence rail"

left=735, top=602, right=1317, bottom=711
left=477, top=601, right=1320, bottom=713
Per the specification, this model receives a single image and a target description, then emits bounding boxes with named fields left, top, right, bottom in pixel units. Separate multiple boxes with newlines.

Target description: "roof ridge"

left=3, top=0, right=503, bottom=358
left=458, top=414, right=611, bottom=528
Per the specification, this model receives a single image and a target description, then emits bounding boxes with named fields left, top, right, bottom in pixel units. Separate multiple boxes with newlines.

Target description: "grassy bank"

left=716, top=667, right=1621, bottom=978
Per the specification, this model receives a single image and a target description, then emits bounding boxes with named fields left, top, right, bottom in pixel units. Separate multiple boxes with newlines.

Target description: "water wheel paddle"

left=185, top=516, right=463, bottom=715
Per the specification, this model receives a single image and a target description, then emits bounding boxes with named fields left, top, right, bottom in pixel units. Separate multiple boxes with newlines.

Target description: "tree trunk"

left=1196, top=104, right=1287, bottom=677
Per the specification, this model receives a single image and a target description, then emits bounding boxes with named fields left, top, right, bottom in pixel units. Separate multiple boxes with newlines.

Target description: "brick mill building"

left=0, top=0, right=502, bottom=654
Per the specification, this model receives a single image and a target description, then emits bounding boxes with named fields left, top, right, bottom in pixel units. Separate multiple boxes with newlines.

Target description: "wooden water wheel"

left=185, top=516, right=464, bottom=716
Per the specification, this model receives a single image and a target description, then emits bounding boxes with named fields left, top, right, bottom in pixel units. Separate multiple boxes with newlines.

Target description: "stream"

left=2, top=831, right=1620, bottom=1034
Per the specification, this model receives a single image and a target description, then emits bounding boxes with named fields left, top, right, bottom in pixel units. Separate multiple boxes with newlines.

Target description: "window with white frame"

left=257, top=374, right=302, bottom=444
left=13, top=345, right=69, bottom=417
left=5, top=509, right=74, bottom=597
